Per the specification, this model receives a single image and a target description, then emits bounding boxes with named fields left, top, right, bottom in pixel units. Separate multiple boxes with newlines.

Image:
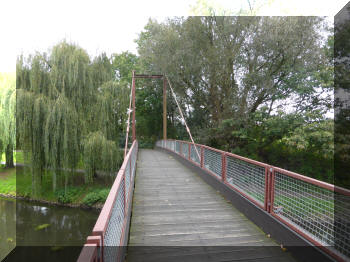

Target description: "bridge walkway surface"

left=126, top=149, right=297, bottom=262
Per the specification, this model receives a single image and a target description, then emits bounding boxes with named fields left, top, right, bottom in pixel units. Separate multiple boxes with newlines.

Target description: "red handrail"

left=157, top=139, right=350, bottom=262
left=77, top=140, right=138, bottom=262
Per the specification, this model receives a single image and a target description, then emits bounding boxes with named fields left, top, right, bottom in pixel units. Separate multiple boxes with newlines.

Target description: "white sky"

left=0, top=0, right=348, bottom=73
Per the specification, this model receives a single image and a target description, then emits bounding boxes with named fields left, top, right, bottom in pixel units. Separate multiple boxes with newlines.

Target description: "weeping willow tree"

left=16, top=41, right=127, bottom=195
left=83, top=131, right=121, bottom=183
left=44, top=94, right=79, bottom=191
left=0, top=73, right=16, bottom=168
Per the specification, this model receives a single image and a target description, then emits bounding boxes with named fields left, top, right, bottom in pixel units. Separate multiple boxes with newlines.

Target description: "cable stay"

left=165, top=75, right=201, bottom=161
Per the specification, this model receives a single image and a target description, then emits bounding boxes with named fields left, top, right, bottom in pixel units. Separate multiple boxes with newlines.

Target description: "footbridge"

left=77, top=72, right=350, bottom=262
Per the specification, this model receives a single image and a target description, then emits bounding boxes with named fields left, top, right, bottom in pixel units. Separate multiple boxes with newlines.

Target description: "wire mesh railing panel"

left=190, top=144, right=201, bottom=165
left=273, top=172, right=335, bottom=247
left=175, top=141, right=180, bottom=154
left=103, top=180, right=125, bottom=262
left=182, top=142, right=189, bottom=158
left=168, top=140, right=175, bottom=151
left=203, top=148, right=222, bottom=178
left=131, top=148, right=136, bottom=179
left=125, top=160, right=130, bottom=204
left=226, top=156, right=266, bottom=206
left=153, top=139, right=350, bottom=262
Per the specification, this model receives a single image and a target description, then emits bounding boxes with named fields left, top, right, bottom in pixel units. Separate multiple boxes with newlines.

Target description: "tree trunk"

left=5, top=143, right=14, bottom=168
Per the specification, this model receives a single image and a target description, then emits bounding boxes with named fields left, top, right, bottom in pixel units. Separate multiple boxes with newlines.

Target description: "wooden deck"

left=126, top=149, right=297, bottom=262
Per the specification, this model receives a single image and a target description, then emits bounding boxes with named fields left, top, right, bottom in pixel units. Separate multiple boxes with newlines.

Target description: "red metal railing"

left=157, top=139, right=350, bottom=262
left=77, top=140, right=138, bottom=262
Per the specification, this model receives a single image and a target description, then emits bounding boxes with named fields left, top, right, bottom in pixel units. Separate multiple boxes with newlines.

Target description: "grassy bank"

left=0, top=166, right=111, bottom=207
left=0, top=167, right=16, bottom=195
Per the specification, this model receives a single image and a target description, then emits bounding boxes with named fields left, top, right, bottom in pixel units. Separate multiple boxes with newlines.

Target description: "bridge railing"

left=156, top=139, right=350, bottom=262
left=78, top=140, right=138, bottom=262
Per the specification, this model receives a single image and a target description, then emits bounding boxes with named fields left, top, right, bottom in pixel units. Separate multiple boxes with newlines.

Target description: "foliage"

left=56, top=187, right=80, bottom=204
left=16, top=41, right=128, bottom=194
left=83, top=131, right=121, bottom=183
left=82, top=189, right=110, bottom=206
left=334, top=9, right=350, bottom=188
left=136, top=16, right=334, bottom=183
left=137, top=17, right=330, bottom=129
left=0, top=73, right=16, bottom=168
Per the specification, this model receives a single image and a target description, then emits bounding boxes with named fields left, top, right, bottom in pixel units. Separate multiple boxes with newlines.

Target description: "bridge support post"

left=163, top=76, right=167, bottom=140
left=132, top=71, right=136, bottom=141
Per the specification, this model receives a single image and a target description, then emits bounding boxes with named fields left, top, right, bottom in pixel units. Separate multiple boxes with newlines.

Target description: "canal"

left=0, top=196, right=99, bottom=262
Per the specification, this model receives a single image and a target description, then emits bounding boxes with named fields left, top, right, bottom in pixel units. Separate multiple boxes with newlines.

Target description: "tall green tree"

left=334, top=7, right=350, bottom=188
left=136, top=16, right=331, bottom=134
left=136, top=16, right=334, bottom=182
left=16, top=41, right=128, bottom=194
left=0, top=73, right=16, bottom=168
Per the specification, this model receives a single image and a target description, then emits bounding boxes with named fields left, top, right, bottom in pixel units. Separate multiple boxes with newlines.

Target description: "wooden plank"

left=127, top=149, right=297, bottom=262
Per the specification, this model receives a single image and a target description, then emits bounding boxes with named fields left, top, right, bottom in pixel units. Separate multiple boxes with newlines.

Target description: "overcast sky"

left=0, top=0, right=348, bottom=72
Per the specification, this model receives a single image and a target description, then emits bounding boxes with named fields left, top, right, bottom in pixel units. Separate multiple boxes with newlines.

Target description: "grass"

left=0, top=166, right=112, bottom=207
left=0, top=167, right=16, bottom=195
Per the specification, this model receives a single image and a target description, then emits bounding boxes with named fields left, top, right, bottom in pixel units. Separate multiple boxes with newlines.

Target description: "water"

left=0, top=197, right=15, bottom=262
left=0, top=197, right=99, bottom=262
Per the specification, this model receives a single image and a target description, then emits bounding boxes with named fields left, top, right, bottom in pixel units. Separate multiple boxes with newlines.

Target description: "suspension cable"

left=124, top=85, right=133, bottom=158
left=165, top=75, right=201, bottom=161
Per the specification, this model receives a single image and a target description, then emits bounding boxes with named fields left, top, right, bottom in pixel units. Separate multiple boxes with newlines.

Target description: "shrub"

left=98, top=189, right=110, bottom=202
left=82, top=192, right=100, bottom=206
left=82, top=188, right=110, bottom=206
left=56, top=187, right=80, bottom=204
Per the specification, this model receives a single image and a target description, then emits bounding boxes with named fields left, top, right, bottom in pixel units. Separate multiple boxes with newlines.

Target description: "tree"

left=136, top=16, right=330, bottom=133
left=334, top=6, right=350, bottom=188
left=136, top=16, right=334, bottom=182
left=16, top=41, right=127, bottom=194
left=0, top=73, right=16, bottom=168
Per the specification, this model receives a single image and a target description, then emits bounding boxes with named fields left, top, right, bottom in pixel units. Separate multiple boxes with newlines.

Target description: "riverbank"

left=0, top=167, right=109, bottom=210
left=0, top=193, right=103, bottom=210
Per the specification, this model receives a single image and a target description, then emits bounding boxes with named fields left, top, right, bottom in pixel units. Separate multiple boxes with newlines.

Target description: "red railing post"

left=269, top=168, right=275, bottom=213
left=221, top=153, right=226, bottom=182
left=86, top=236, right=102, bottom=262
left=264, top=166, right=271, bottom=212
left=200, top=146, right=204, bottom=168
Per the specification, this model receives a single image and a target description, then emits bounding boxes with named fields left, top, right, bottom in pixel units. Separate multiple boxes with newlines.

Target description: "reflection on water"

left=0, top=197, right=99, bottom=261
left=0, top=197, right=16, bottom=261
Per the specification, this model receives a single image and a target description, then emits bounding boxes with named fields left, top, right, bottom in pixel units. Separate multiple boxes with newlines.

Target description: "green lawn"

left=0, top=150, right=118, bottom=206
left=0, top=166, right=111, bottom=207
left=0, top=168, right=16, bottom=195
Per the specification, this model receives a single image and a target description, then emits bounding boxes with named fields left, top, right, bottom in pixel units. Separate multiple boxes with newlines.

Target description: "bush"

left=56, top=187, right=80, bottom=204
left=82, top=189, right=110, bottom=206
left=82, top=192, right=100, bottom=206
left=98, top=189, right=110, bottom=202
